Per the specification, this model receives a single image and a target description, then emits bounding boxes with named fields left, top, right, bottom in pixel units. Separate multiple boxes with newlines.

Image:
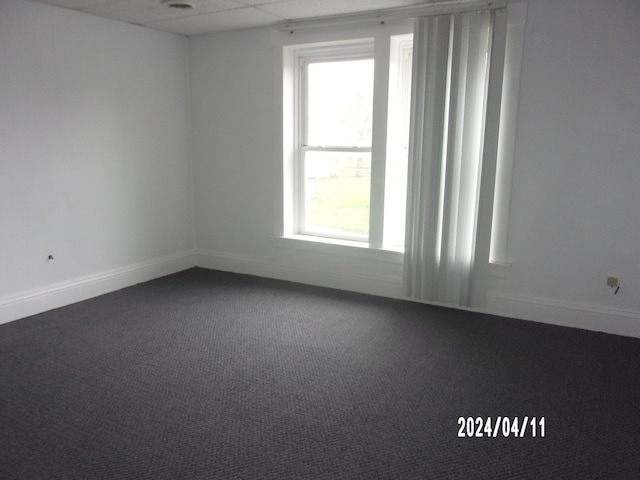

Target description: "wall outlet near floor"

left=606, top=276, right=618, bottom=288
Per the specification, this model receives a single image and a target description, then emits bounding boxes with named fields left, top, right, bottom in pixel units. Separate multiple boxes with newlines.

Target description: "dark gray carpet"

left=1, top=268, right=640, bottom=479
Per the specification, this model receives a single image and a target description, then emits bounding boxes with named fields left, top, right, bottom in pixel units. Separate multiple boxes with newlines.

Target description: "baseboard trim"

left=486, top=290, right=640, bottom=338
left=0, top=251, right=196, bottom=325
left=4, top=248, right=639, bottom=339
left=194, top=249, right=403, bottom=299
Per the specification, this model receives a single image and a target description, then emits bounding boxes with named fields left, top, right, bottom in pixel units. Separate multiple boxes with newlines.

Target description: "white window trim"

left=269, top=234, right=404, bottom=265
left=383, top=33, right=413, bottom=250
left=488, top=1, right=528, bottom=277
left=277, top=21, right=414, bottom=256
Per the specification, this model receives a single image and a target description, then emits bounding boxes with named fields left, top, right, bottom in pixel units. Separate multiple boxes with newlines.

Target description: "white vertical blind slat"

left=403, top=9, right=504, bottom=307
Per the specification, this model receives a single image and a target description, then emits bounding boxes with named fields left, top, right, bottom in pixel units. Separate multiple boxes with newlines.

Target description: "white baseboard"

left=486, top=290, right=640, bottom=338
left=0, top=251, right=196, bottom=325
left=4, top=247, right=639, bottom=340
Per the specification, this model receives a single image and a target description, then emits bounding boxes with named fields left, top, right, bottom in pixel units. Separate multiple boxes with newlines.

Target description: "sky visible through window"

left=307, top=59, right=374, bottom=147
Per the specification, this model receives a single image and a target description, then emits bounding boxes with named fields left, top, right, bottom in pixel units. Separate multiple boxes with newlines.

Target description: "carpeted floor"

left=2, top=268, right=640, bottom=479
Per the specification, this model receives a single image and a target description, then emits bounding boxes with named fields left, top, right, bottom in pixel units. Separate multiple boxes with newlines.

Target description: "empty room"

left=1, top=0, right=639, bottom=478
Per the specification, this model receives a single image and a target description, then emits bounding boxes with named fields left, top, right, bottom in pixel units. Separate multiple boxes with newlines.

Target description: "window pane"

left=307, top=59, right=374, bottom=147
left=304, top=151, right=371, bottom=239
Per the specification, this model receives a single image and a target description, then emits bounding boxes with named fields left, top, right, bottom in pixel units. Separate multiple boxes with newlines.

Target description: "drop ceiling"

left=28, top=0, right=448, bottom=36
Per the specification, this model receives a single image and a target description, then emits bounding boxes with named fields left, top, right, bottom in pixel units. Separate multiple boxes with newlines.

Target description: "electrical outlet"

left=607, top=276, right=618, bottom=288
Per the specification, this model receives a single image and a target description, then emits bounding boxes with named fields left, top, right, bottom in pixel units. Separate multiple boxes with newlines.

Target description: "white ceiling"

left=28, top=0, right=445, bottom=36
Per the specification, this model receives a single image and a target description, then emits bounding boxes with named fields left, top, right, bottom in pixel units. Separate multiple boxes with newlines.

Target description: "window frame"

left=383, top=33, right=413, bottom=250
left=283, top=24, right=415, bottom=250
left=296, top=45, right=375, bottom=243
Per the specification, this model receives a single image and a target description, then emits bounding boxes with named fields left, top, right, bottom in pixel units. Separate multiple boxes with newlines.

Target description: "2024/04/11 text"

left=457, top=417, right=545, bottom=438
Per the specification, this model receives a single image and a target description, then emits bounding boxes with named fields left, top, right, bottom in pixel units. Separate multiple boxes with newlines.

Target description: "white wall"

left=189, top=0, right=640, bottom=336
left=486, top=0, right=640, bottom=334
left=190, top=28, right=278, bottom=262
left=0, top=0, right=195, bottom=321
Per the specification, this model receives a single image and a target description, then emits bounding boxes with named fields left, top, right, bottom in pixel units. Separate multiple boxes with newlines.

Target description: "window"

left=285, top=31, right=413, bottom=250
left=278, top=1, right=520, bottom=307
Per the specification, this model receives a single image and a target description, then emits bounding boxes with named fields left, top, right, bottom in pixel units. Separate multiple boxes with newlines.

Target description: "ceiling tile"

left=27, top=0, right=442, bottom=36
left=81, top=0, right=244, bottom=25
left=145, top=6, right=285, bottom=35
left=259, top=0, right=435, bottom=20
left=28, top=0, right=118, bottom=8
left=235, top=0, right=288, bottom=5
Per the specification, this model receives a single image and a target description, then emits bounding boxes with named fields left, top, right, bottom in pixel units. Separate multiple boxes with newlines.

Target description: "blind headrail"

left=276, top=1, right=508, bottom=33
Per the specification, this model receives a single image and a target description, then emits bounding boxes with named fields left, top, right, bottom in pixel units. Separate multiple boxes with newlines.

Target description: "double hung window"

left=286, top=31, right=413, bottom=249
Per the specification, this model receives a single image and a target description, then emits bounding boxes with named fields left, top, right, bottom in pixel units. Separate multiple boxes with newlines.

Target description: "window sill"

left=488, top=261, right=511, bottom=278
left=270, top=236, right=509, bottom=276
left=269, top=234, right=404, bottom=265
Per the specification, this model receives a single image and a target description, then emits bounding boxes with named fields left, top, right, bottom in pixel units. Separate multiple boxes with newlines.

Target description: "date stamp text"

left=457, top=417, right=546, bottom=438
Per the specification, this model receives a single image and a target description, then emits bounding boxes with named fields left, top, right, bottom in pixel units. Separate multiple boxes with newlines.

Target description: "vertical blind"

left=403, top=8, right=507, bottom=307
